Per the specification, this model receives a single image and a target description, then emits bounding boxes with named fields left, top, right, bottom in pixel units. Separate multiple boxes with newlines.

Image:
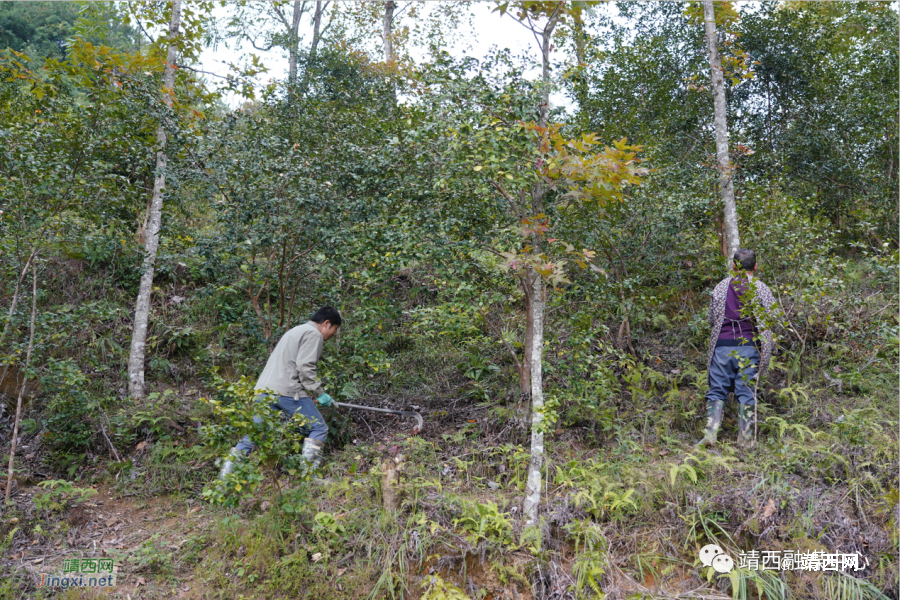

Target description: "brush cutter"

left=334, top=401, right=423, bottom=435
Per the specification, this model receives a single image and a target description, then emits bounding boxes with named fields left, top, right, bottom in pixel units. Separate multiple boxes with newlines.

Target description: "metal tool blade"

left=334, top=402, right=424, bottom=435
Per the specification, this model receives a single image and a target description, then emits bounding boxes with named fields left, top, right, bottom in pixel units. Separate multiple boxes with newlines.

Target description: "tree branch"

left=478, top=307, right=522, bottom=373
left=489, top=179, right=520, bottom=216
left=271, top=3, right=292, bottom=29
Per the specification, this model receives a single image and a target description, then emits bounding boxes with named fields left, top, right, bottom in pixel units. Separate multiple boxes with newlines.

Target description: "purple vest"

left=717, top=278, right=755, bottom=342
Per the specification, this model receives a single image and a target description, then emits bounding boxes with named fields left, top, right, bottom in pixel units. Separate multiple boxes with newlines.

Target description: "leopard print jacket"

left=707, top=276, right=776, bottom=380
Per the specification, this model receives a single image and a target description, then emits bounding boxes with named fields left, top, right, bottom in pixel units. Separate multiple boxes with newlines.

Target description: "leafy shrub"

left=453, top=499, right=515, bottom=548
left=38, top=358, right=119, bottom=473
left=71, top=227, right=143, bottom=292
left=33, top=479, right=97, bottom=516
left=200, top=375, right=312, bottom=507
left=420, top=574, right=472, bottom=600
left=556, top=458, right=638, bottom=520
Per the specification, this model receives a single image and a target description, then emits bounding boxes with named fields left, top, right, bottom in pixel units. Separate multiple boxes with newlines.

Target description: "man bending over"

left=219, top=306, right=341, bottom=478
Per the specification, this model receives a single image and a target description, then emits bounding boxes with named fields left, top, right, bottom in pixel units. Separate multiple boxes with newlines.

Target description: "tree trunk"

left=522, top=2, right=560, bottom=531
left=382, top=1, right=397, bottom=107
left=299, top=1, right=329, bottom=97
left=522, top=270, right=544, bottom=525
left=382, top=1, right=395, bottom=63
left=520, top=278, right=533, bottom=398
left=523, top=6, right=560, bottom=525
left=5, top=263, right=37, bottom=504
left=310, top=1, right=327, bottom=62
left=381, top=456, right=402, bottom=512
left=287, top=1, right=305, bottom=92
left=702, top=0, right=740, bottom=263
left=127, top=0, right=182, bottom=401
left=571, top=10, right=590, bottom=122
left=0, top=249, right=37, bottom=407
left=0, top=249, right=36, bottom=350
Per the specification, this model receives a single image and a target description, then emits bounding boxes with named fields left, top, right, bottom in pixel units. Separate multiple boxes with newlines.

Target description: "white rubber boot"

left=301, top=438, right=329, bottom=483
left=218, top=447, right=245, bottom=480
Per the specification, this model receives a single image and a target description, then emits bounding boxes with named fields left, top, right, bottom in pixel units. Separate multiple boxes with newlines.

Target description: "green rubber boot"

left=695, top=398, right=725, bottom=448
left=737, top=403, right=755, bottom=448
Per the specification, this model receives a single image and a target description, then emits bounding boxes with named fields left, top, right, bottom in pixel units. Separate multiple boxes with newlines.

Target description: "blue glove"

left=316, top=393, right=334, bottom=407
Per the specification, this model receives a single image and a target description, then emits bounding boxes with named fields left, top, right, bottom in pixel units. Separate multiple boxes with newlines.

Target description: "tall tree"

left=225, top=2, right=334, bottom=101
left=127, top=0, right=183, bottom=400
left=426, top=1, right=645, bottom=533
left=733, top=2, right=898, bottom=238
left=569, top=8, right=590, bottom=122
left=507, top=0, right=560, bottom=529
left=702, top=0, right=740, bottom=262
left=309, top=1, right=329, bottom=63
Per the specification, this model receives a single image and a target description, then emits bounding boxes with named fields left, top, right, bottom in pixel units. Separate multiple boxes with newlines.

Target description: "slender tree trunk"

left=522, top=269, right=544, bottom=525
left=127, top=0, right=182, bottom=400
left=0, top=249, right=37, bottom=405
left=383, top=1, right=397, bottom=102
left=703, top=0, right=740, bottom=263
left=0, top=248, right=36, bottom=349
left=522, top=6, right=559, bottom=529
left=287, top=1, right=305, bottom=92
left=523, top=7, right=559, bottom=525
left=382, top=1, right=395, bottom=63
left=310, top=1, right=327, bottom=62
left=382, top=1, right=397, bottom=108
left=300, top=1, right=328, bottom=97
left=571, top=10, right=590, bottom=125
left=5, top=264, right=37, bottom=504
left=520, top=278, right=533, bottom=398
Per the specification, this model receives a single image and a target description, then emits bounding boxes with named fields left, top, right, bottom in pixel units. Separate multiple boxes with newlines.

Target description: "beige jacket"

left=254, top=321, right=325, bottom=399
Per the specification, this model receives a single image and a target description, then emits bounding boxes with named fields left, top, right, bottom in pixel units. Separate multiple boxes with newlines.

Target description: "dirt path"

left=4, top=484, right=212, bottom=599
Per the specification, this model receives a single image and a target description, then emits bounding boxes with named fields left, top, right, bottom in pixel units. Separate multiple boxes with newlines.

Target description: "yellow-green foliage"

left=556, top=458, right=638, bottom=520
left=420, top=575, right=472, bottom=600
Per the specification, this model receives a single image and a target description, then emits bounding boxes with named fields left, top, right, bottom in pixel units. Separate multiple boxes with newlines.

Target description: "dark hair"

left=733, top=248, right=756, bottom=271
left=310, top=306, right=342, bottom=326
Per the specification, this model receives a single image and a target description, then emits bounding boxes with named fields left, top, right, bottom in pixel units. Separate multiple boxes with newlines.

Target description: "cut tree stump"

left=381, top=455, right=403, bottom=512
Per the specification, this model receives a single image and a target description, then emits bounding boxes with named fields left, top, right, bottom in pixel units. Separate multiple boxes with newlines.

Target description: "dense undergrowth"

left=0, top=228, right=896, bottom=599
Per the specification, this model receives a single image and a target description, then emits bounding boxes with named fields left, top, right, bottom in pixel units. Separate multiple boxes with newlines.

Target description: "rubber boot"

left=695, top=398, right=725, bottom=448
left=301, top=438, right=329, bottom=482
left=737, top=403, right=755, bottom=448
left=218, top=447, right=245, bottom=480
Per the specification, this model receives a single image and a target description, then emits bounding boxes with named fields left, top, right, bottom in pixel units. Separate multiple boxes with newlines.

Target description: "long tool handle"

left=334, top=402, right=423, bottom=435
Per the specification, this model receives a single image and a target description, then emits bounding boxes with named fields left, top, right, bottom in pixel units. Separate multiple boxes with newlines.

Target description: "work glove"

left=316, top=393, right=334, bottom=407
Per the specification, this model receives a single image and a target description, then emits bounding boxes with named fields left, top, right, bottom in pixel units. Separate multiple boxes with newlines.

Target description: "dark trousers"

left=706, top=346, right=760, bottom=406
left=234, top=394, right=328, bottom=454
